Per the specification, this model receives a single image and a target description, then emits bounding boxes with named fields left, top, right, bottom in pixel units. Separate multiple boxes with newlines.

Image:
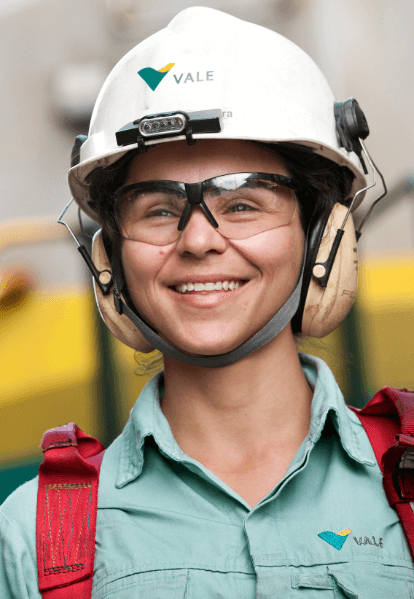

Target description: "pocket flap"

left=97, top=569, right=188, bottom=599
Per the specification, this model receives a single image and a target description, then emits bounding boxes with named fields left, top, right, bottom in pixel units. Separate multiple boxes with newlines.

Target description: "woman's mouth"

left=173, top=279, right=247, bottom=294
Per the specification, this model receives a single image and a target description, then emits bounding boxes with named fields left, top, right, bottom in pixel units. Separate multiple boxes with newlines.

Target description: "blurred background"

left=0, top=0, right=413, bottom=502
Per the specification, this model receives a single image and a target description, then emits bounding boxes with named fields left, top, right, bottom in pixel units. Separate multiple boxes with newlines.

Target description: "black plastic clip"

left=77, top=245, right=113, bottom=295
left=136, top=135, right=149, bottom=154
left=312, top=229, right=344, bottom=288
left=185, top=125, right=195, bottom=146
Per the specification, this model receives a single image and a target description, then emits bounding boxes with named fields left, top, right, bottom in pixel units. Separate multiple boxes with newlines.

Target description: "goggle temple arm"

left=57, top=198, right=113, bottom=295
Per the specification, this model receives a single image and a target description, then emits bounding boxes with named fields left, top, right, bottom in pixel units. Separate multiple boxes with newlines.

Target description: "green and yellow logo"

left=138, top=63, right=175, bottom=91
left=318, top=528, right=351, bottom=551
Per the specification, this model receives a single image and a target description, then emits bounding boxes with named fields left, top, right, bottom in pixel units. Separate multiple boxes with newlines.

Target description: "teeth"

left=174, top=280, right=244, bottom=293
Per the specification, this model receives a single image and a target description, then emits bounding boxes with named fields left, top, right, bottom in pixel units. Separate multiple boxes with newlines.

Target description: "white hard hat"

left=69, top=6, right=367, bottom=217
left=66, top=7, right=375, bottom=368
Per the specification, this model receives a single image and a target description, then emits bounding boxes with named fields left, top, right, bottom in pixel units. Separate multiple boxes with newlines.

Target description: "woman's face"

left=120, top=139, right=305, bottom=356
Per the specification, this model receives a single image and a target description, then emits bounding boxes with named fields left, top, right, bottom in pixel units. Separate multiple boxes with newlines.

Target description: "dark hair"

left=86, top=142, right=354, bottom=243
left=265, top=143, right=354, bottom=230
left=86, top=152, right=135, bottom=243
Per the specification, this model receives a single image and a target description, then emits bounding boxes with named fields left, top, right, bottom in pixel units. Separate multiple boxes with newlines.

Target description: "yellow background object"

left=356, top=255, right=414, bottom=391
left=0, top=288, right=151, bottom=467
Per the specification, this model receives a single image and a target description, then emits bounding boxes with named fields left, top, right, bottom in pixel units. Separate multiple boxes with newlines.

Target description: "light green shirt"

left=1, top=354, right=413, bottom=598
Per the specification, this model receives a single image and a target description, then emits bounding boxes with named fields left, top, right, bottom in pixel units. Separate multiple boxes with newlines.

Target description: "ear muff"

left=300, top=203, right=358, bottom=337
left=92, top=230, right=155, bottom=352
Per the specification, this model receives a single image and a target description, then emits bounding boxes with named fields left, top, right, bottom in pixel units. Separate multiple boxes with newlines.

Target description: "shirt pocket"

left=292, top=572, right=357, bottom=598
left=291, top=568, right=414, bottom=598
left=95, top=568, right=188, bottom=599
left=327, top=565, right=414, bottom=599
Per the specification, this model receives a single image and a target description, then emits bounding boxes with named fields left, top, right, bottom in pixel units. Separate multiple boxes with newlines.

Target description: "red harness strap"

left=36, top=423, right=105, bottom=599
left=350, top=387, right=414, bottom=562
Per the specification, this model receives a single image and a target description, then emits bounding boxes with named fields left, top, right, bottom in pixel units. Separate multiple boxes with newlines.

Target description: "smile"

left=174, top=280, right=246, bottom=294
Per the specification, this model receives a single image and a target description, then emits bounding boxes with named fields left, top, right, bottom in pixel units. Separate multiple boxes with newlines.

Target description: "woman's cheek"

left=121, top=242, right=154, bottom=300
left=228, top=228, right=298, bottom=272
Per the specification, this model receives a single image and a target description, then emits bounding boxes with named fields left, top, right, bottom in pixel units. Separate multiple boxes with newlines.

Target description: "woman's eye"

left=227, top=202, right=257, bottom=213
left=145, top=207, right=177, bottom=218
left=140, top=198, right=184, bottom=219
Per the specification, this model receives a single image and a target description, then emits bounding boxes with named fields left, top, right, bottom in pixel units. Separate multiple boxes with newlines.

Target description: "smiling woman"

left=1, top=6, right=413, bottom=599
left=88, top=139, right=354, bottom=351
left=116, top=139, right=305, bottom=358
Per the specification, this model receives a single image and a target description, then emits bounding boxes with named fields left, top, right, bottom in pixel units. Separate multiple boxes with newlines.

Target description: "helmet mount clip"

left=334, top=98, right=370, bottom=174
left=71, top=135, right=88, bottom=167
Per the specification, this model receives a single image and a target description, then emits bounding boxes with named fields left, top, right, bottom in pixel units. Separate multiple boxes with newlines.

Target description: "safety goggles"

left=114, top=172, right=301, bottom=246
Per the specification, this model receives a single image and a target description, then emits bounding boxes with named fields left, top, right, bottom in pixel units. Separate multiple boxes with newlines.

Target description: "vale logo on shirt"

left=318, top=528, right=351, bottom=550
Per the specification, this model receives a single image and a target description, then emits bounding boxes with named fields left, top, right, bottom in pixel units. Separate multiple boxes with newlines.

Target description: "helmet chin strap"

left=110, top=247, right=306, bottom=368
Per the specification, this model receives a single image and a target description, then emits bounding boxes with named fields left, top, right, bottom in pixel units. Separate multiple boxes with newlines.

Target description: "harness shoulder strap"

left=349, top=387, right=414, bottom=562
left=36, top=423, right=105, bottom=599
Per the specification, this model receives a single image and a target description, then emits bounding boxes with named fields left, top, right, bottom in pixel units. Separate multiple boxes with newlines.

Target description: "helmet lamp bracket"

left=115, top=109, right=222, bottom=149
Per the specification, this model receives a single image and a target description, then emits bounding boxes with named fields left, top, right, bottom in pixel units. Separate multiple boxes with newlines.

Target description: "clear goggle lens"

left=115, top=172, right=299, bottom=246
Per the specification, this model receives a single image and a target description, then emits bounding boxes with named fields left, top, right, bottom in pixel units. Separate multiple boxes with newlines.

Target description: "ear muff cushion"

left=92, top=231, right=155, bottom=352
left=300, top=203, right=358, bottom=338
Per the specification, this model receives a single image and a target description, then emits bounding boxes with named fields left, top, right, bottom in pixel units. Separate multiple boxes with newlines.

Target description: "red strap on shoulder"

left=350, top=387, right=414, bottom=562
left=36, top=423, right=105, bottom=599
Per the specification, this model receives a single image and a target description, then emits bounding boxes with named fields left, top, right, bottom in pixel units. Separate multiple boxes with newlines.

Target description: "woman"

left=1, top=6, right=413, bottom=598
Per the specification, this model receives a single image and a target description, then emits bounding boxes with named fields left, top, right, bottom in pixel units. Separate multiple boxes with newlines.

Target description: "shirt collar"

left=116, top=354, right=375, bottom=488
left=116, top=372, right=184, bottom=488
left=300, top=353, right=375, bottom=467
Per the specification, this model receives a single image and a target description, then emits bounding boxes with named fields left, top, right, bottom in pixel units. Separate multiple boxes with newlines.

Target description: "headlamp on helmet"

left=116, top=109, right=222, bottom=152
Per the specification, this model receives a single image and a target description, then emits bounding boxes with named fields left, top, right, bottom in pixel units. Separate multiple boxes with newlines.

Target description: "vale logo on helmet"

left=138, top=63, right=214, bottom=91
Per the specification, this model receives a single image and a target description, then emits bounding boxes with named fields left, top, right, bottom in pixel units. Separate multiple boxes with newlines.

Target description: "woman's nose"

left=175, top=206, right=228, bottom=257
